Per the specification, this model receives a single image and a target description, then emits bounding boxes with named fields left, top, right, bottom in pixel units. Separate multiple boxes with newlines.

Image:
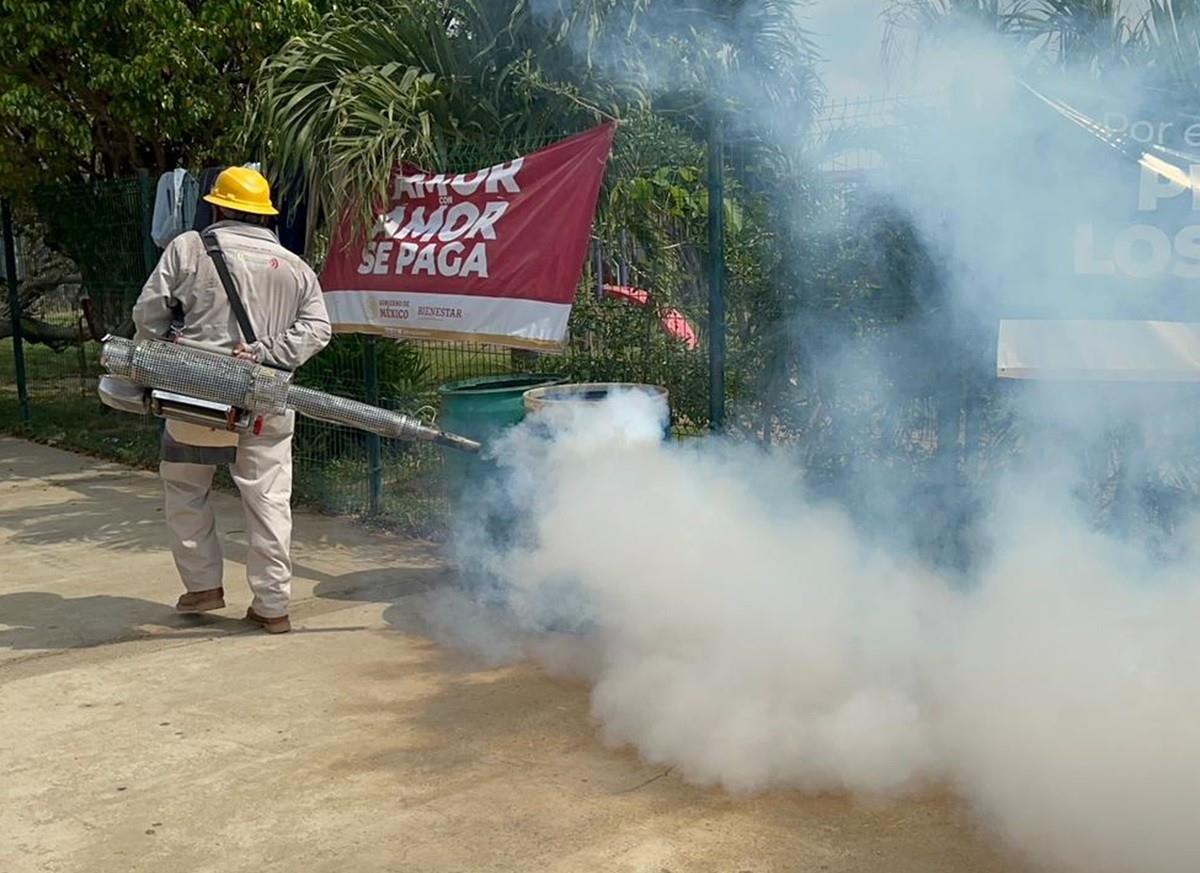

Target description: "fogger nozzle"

left=100, top=337, right=481, bottom=454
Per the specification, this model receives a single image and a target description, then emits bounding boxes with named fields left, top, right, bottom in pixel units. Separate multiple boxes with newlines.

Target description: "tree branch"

left=18, top=271, right=82, bottom=299
left=0, top=316, right=84, bottom=350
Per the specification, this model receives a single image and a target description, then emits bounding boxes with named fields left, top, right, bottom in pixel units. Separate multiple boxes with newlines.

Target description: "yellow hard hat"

left=203, top=166, right=279, bottom=216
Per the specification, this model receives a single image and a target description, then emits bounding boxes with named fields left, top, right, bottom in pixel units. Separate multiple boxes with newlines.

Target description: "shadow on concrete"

left=0, top=591, right=372, bottom=651
left=319, top=637, right=1012, bottom=873
left=0, top=591, right=247, bottom=650
left=309, top=566, right=445, bottom=604
left=2, top=461, right=445, bottom=602
left=0, top=440, right=131, bottom=482
left=4, top=450, right=446, bottom=583
left=2, top=439, right=449, bottom=639
left=0, top=475, right=167, bottom=554
left=313, top=632, right=670, bottom=797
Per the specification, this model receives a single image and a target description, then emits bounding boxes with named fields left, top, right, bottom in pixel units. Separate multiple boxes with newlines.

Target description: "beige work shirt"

left=132, top=221, right=332, bottom=445
left=133, top=221, right=331, bottom=369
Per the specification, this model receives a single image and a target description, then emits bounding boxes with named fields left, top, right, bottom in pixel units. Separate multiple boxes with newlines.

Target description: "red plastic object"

left=602, top=285, right=699, bottom=349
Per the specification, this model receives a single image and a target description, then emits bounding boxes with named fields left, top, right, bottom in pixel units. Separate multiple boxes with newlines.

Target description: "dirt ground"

left=0, top=436, right=1030, bottom=873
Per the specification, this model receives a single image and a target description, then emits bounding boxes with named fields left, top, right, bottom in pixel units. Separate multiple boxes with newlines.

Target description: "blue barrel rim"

left=438, top=373, right=566, bottom=397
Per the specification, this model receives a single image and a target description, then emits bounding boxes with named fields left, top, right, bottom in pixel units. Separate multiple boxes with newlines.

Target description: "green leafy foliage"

left=247, top=0, right=820, bottom=237
left=0, top=0, right=326, bottom=195
left=293, top=334, right=431, bottom=402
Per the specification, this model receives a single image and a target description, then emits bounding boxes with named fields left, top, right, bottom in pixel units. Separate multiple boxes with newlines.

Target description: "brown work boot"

left=176, top=587, right=225, bottom=613
left=245, top=607, right=291, bottom=634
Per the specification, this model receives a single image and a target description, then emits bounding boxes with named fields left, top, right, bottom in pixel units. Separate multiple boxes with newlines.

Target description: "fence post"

left=2, top=197, right=30, bottom=423
left=136, top=169, right=158, bottom=275
left=707, top=112, right=726, bottom=431
left=364, top=335, right=383, bottom=516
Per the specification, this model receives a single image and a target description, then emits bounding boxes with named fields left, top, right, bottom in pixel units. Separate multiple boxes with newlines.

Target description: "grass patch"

left=292, top=437, right=452, bottom=539
left=1, top=339, right=158, bottom=465
left=0, top=340, right=99, bottom=383
left=0, top=392, right=161, bottom=468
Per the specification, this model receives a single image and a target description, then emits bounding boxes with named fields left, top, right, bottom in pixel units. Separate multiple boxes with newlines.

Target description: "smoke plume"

left=435, top=7, right=1200, bottom=873
left=438, top=390, right=1200, bottom=873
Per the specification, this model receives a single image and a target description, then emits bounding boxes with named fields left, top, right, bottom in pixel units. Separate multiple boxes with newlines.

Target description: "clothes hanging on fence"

left=151, top=169, right=199, bottom=248
left=190, top=166, right=226, bottom=232
left=274, top=177, right=309, bottom=257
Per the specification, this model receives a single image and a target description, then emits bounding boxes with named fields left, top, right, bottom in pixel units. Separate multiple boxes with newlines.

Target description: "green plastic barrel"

left=440, top=374, right=564, bottom=597
left=438, top=374, right=565, bottom=497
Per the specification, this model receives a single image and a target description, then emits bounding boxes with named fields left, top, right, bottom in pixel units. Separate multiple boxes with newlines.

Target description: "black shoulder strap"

left=201, top=229, right=257, bottom=344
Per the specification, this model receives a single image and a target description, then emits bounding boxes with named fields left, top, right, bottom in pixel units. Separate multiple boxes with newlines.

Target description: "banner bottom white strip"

left=324, top=291, right=571, bottom=346
left=998, top=319, right=1200, bottom=382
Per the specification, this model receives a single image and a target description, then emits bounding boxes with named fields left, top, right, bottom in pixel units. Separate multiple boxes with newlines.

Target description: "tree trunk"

left=0, top=316, right=85, bottom=350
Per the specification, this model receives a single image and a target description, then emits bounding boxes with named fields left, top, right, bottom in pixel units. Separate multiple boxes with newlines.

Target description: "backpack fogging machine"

left=97, top=336, right=481, bottom=454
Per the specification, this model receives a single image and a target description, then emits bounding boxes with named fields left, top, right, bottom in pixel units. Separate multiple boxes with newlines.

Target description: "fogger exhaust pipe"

left=100, top=336, right=481, bottom=453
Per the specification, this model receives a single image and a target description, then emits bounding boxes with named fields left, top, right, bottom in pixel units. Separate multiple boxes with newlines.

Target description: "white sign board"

left=998, top=319, right=1200, bottom=382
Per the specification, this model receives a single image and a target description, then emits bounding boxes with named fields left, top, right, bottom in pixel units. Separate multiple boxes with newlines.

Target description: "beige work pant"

left=160, top=417, right=294, bottom=618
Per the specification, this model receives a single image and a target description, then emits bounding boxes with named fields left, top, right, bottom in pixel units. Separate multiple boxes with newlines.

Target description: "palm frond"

left=247, top=0, right=823, bottom=247
left=883, top=0, right=1041, bottom=71
left=1141, top=0, right=1200, bottom=103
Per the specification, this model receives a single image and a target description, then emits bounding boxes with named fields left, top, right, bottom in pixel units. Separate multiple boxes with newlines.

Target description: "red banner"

left=319, top=122, right=616, bottom=350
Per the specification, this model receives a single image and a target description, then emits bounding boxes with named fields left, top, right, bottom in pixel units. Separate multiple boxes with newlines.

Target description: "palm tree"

left=881, top=0, right=1040, bottom=70
left=247, top=0, right=593, bottom=237
left=885, top=0, right=1200, bottom=89
left=1033, top=1, right=1138, bottom=73
left=1138, top=0, right=1200, bottom=105
left=246, top=0, right=821, bottom=240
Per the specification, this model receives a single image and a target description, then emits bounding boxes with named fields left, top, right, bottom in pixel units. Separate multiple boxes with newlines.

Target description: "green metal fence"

left=10, top=123, right=1196, bottom=561
left=2, top=176, right=163, bottom=464
left=0, top=111, right=991, bottom=554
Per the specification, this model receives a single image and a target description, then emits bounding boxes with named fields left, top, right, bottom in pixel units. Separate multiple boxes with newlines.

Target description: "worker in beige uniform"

left=132, top=167, right=331, bottom=634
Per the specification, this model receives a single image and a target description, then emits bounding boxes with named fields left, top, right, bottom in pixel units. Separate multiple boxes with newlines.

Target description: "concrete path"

left=0, top=437, right=1026, bottom=873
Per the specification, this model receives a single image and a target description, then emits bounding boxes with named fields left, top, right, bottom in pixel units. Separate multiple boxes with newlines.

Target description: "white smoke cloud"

left=430, top=7, right=1200, bottom=873
left=940, top=484, right=1200, bottom=873
left=435, top=393, right=1200, bottom=873
left=806, top=0, right=892, bottom=99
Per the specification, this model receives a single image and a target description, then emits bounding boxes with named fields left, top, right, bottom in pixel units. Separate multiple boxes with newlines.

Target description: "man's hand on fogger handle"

left=232, top=342, right=261, bottom=363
